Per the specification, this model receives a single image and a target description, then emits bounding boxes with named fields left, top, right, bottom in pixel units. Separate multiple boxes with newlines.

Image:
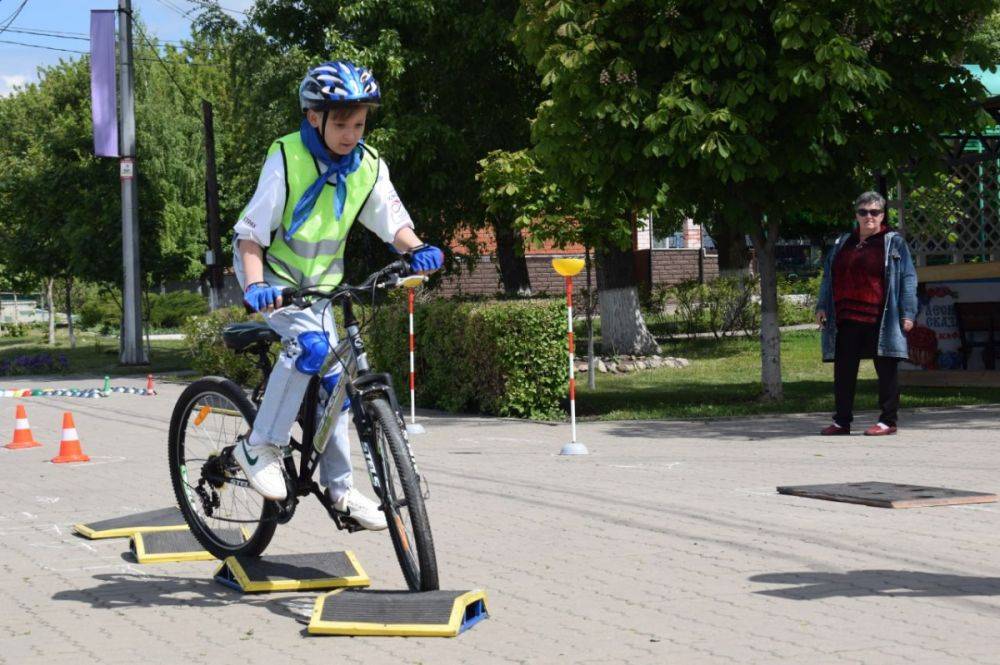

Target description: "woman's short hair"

left=853, top=191, right=886, bottom=210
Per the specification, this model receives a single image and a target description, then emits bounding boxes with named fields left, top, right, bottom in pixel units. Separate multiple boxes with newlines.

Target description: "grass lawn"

left=576, top=329, right=1000, bottom=420
left=0, top=329, right=191, bottom=378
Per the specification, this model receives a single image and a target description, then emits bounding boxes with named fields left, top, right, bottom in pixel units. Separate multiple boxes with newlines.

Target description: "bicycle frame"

left=261, top=293, right=408, bottom=527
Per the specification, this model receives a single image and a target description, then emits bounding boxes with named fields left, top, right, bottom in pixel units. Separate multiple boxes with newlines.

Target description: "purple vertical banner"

left=90, top=9, right=118, bottom=157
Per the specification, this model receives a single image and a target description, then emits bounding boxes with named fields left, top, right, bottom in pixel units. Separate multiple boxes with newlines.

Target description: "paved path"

left=0, top=376, right=999, bottom=664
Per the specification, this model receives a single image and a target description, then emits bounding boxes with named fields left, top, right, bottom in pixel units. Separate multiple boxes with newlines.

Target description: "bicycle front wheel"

left=368, top=397, right=439, bottom=591
left=168, top=377, right=277, bottom=559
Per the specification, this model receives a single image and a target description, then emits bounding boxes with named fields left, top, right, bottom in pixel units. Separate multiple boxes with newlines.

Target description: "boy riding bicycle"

left=231, top=61, right=442, bottom=530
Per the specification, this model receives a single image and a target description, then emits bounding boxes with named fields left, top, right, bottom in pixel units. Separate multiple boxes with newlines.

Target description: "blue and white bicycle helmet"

left=299, top=61, right=381, bottom=112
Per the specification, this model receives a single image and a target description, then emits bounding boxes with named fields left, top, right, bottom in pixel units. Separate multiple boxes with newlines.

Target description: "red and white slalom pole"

left=406, top=287, right=425, bottom=435
left=566, top=276, right=579, bottom=444
left=552, top=258, right=587, bottom=455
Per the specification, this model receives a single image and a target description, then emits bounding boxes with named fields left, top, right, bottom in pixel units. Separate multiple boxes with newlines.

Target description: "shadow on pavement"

left=51, top=573, right=315, bottom=624
left=603, top=404, right=1000, bottom=441
left=750, top=570, right=1000, bottom=600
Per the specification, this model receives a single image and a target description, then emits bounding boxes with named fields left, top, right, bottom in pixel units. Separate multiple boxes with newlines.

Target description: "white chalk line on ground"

left=607, top=462, right=683, bottom=470
left=29, top=538, right=97, bottom=552
left=62, top=455, right=128, bottom=468
left=735, top=487, right=780, bottom=497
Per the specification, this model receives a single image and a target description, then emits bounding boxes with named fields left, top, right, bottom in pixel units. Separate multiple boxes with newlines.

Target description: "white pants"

left=247, top=302, right=353, bottom=498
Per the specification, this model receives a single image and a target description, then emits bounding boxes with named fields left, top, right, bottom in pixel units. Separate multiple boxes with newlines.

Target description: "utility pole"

left=202, top=100, right=224, bottom=310
left=118, top=0, right=147, bottom=364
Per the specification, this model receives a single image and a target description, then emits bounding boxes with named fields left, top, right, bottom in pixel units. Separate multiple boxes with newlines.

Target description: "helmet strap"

left=319, top=108, right=332, bottom=154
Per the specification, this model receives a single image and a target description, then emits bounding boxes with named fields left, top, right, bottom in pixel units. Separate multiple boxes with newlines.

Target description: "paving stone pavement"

left=0, top=376, right=999, bottom=664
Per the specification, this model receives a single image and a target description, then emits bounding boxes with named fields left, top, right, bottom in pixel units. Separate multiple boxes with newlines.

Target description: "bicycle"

left=168, top=259, right=438, bottom=591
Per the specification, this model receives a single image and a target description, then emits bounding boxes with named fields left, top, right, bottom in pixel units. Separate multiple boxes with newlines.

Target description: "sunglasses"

left=856, top=208, right=884, bottom=217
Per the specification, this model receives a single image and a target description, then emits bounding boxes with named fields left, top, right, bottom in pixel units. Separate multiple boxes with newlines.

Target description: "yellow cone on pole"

left=551, top=257, right=584, bottom=277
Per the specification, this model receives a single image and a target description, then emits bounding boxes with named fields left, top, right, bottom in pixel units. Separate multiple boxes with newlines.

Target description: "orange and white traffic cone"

left=4, top=404, right=42, bottom=449
left=145, top=373, right=156, bottom=396
left=51, top=412, right=89, bottom=464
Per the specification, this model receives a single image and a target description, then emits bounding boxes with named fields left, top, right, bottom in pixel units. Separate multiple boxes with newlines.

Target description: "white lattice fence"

left=901, top=159, right=1000, bottom=265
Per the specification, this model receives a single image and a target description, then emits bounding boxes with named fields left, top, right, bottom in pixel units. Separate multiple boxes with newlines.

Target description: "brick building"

left=434, top=217, right=719, bottom=297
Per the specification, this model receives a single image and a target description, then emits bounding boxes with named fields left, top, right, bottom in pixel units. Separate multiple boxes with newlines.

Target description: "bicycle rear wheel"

left=367, top=397, right=438, bottom=591
left=168, top=377, right=277, bottom=559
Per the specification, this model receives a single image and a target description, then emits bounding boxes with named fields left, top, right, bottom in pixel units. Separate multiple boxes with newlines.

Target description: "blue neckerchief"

left=286, top=118, right=364, bottom=241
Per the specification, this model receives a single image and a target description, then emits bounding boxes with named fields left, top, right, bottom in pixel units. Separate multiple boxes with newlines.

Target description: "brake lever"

left=279, top=287, right=308, bottom=309
left=392, top=274, right=428, bottom=289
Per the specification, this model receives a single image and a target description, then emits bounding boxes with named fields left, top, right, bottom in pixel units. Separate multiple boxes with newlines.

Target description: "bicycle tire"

left=168, top=377, right=278, bottom=559
left=368, top=397, right=439, bottom=591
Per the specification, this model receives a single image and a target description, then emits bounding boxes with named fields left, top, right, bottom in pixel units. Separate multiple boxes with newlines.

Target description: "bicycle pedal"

left=342, top=517, right=364, bottom=533
left=329, top=509, right=364, bottom=533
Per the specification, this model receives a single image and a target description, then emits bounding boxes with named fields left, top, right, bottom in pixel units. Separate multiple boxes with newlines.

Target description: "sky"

left=0, top=0, right=255, bottom=96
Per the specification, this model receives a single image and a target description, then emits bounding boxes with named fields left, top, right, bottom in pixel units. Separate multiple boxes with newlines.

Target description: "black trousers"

left=833, top=320, right=900, bottom=428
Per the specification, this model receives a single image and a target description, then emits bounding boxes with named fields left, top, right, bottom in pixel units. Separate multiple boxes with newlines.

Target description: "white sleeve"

left=232, top=150, right=286, bottom=248
left=357, top=158, right=415, bottom=244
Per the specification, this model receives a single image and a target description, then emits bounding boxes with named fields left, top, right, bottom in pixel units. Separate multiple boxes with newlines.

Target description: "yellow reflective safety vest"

left=262, top=132, right=379, bottom=289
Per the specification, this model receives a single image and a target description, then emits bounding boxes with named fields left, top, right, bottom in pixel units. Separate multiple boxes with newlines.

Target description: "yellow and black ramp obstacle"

left=130, top=528, right=245, bottom=564
left=308, top=589, right=489, bottom=637
left=73, top=507, right=187, bottom=539
left=214, top=551, right=370, bottom=593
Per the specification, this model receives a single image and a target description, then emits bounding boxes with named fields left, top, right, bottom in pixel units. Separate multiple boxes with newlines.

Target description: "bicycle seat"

left=222, top=322, right=280, bottom=351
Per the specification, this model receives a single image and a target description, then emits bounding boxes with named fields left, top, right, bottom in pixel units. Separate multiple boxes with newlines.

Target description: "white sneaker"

left=233, top=437, right=287, bottom=501
left=331, top=487, right=387, bottom=531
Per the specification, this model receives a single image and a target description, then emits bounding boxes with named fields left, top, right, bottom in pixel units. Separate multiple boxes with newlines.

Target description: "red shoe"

left=864, top=422, right=897, bottom=436
left=820, top=423, right=850, bottom=435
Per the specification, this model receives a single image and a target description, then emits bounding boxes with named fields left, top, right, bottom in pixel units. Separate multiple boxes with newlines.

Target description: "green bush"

left=3, top=322, right=29, bottom=338
left=666, top=277, right=760, bottom=338
left=149, top=291, right=209, bottom=329
left=78, top=296, right=120, bottom=331
left=80, top=289, right=209, bottom=332
left=182, top=306, right=267, bottom=387
left=367, top=296, right=568, bottom=419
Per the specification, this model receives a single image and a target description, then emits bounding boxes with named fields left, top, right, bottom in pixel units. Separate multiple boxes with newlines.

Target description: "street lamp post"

left=552, top=257, right=588, bottom=456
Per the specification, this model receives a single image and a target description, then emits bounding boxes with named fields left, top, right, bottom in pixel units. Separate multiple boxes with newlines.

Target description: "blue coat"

left=816, top=230, right=918, bottom=361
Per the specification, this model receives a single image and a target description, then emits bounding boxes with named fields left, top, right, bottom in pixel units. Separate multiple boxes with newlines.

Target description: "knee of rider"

left=321, top=370, right=351, bottom=411
left=293, top=331, right=330, bottom=375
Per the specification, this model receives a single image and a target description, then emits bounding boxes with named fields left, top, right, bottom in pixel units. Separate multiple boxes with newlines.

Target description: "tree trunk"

left=46, top=277, right=56, bottom=346
left=596, top=243, right=660, bottom=356
left=711, top=215, right=750, bottom=274
left=65, top=277, right=76, bottom=349
left=493, top=219, right=531, bottom=296
left=749, top=217, right=783, bottom=401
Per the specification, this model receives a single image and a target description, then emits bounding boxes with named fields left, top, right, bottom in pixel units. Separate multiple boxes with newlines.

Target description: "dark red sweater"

left=833, top=225, right=887, bottom=325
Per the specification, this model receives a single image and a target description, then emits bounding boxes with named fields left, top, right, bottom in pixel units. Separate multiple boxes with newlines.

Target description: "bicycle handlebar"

left=277, top=258, right=413, bottom=310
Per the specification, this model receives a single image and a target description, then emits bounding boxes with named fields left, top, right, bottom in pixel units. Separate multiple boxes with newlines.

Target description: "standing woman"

left=815, top=191, right=918, bottom=436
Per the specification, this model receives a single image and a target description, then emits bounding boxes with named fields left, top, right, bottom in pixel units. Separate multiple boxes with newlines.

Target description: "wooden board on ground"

left=776, top=481, right=997, bottom=508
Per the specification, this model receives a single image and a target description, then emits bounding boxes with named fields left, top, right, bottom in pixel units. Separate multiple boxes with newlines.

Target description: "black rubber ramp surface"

left=777, top=481, right=998, bottom=508
left=74, top=507, right=187, bottom=538
left=215, top=551, right=370, bottom=592
left=130, top=528, right=242, bottom=563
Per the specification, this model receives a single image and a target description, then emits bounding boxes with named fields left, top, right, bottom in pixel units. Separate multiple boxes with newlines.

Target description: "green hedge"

left=149, top=291, right=209, bottom=328
left=78, top=297, right=120, bottom=330
left=180, top=298, right=569, bottom=419
left=367, top=297, right=568, bottom=419
left=79, top=290, right=209, bottom=331
left=182, top=306, right=267, bottom=387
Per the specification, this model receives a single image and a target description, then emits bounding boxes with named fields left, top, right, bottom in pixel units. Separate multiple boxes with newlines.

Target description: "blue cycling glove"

left=243, top=282, right=283, bottom=312
left=409, top=244, right=444, bottom=272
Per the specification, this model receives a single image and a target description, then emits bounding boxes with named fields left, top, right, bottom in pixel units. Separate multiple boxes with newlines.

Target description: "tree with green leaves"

left=207, top=0, right=541, bottom=287
left=515, top=0, right=998, bottom=399
left=0, top=25, right=228, bottom=346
